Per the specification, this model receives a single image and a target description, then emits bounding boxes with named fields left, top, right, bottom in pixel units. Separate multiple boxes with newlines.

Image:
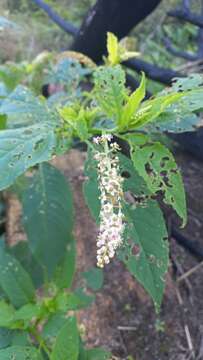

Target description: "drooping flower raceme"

left=93, top=135, right=125, bottom=268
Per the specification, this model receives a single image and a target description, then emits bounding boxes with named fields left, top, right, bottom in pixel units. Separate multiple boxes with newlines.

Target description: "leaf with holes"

left=128, top=136, right=187, bottom=226
left=0, top=123, right=56, bottom=191
left=168, top=74, right=203, bottom=92
left=0, top=346, right=43, bottom=360
left=119, top=201, right=169, bottom=310
left=0, top=85, right=51, bottom=128
left=51, top=317, right=79, bottom=360
left=145, top=110, right=200, bottom=133
left=22, top=163, right=74, bottom=278
left=143, top=74, right=203, bottom=133
left=181, top=89, right=203, bottom=112
left=46, top=58, right=89, bottom=89
left=93, top=65, right=127, bottom=124
left=118, top=152, right=150, bottom=197
left=0, top=247, right=35, bottom=308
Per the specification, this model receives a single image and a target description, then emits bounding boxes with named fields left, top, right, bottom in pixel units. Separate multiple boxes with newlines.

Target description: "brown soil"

left=6, top=149, right=203, bottom=360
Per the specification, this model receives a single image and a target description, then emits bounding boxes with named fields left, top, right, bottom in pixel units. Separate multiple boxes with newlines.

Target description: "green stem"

left=85, top=139, right=95, bottom=151
left=30, top=327, right=51, bottom=359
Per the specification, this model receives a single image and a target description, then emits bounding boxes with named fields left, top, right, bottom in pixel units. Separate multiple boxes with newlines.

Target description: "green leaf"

left=10, top=331, right=29, bottom=347
left=128, top=136, right=187, bottom=226
left=119, top=201, right=169, bottom=310
left=0, top=85, right=51, bottom=128
left=83, top=143, right=169, bottom=308
left=51, top=317, right=79, bottom=360
left=0, top=64, right=25, bottom=91
left=55, top=290, right=94, bottom=312
left=93, top=65, right=127, bottom=123
left=22, top=163, right=74, bottom=278
left=145, top=111, right=200, bottom=133
left=82, top=267, right=104, bottom=291
left=0, top=346, right=43, bottom=360
left=46, top=58, right=89, bottom=89
left=118, top=152, right=150, bottom=196
left=79, top=342, right=111, bottom=360
left=13, top=304, right=40, bottom=324
left=130, top=92, right=184, bottom=129
left=0, top=301, right=15, bottom=328
left=106, top=32, right=139, bottom=65
left=74, top=113, right=89, bottom=140
left=0, top=329, right=13, bottom=349
left=9, top=242, right=44, bottom=289
left=73, top=288, right=95, bottom=309
left=54, top=235, right=76, bottom=289
left=0, top=248, right=35, bottom=308
left=0, top=114, right=6, bottom=130
left=181, top=89, right=203, bottom=112
left=0, top=123, right=56, bottom=191
left=142, top=75, right=203, bottom=133
left=42, top=314, right=67, bottom=340
left=169, top=74, right=203, bottom=92
left=120, top=72, right=146, bottom=129
left=107, top=32, right=119, bottom=65
left=85, top=348, right=111, bottom=360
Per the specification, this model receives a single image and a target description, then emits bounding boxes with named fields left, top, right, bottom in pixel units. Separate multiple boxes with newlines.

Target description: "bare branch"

left=182, top=0, right=190, bottom=11
left=163, top=37, right=199, bottom=61
left=168, top=8, right=203, bottom=28
left=197, top=2, right=203, bottom=58
left=172, top=226, right=203, bottom=261
left=124, top=58, right=182, bottom=85
left=32, top=0, right=78, bottom=36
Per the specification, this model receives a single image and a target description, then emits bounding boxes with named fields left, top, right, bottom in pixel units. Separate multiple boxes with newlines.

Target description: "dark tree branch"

left=70, top=0, right=182, bottom=85
left=163, top=37, right=199, bottom=61
left=197, top=2, right=203, bottom=58
left=172, top=227, right=203, bottom=261
left=124, top=58, right=182, bottom=85
left=33, top=0, right=182, bottom=86
left=32, top=0, right=78, bottom=36
left=71, top=0, right=162, bottom=63
left=183, top=0, right=190, bottom=11
left=168, top=8, right=203, bottom=28
left=166, top=0, right=203, bottom=61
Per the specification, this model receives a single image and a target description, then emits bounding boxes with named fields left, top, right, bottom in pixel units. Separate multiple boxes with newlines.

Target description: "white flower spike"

left=93, top=135, right=125, bottom=267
